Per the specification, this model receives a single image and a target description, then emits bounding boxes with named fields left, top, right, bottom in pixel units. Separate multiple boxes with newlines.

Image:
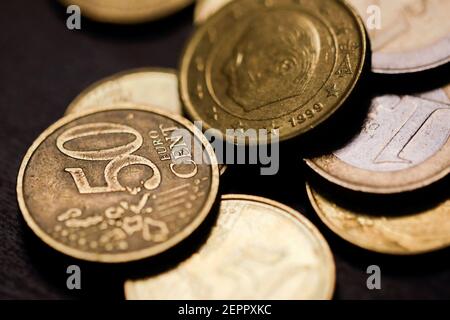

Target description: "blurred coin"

left=349, top=0, right=450, bottom=73
left=59, top=0, right=193, bottom=24
left=125, top=194, right=335, bottom=299
left=181, top=0, right=366, bottom=143
left=65, top=68, right=181, bottom=116
left=194, top=0, right=231, bottom=25
left=307, top=183, right=450, bottom=255
left=17, top=104, right=219, bottom=262
left=306, top=88, right=450, bottom=194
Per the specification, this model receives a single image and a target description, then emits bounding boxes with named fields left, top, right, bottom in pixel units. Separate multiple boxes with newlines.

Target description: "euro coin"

left=194, top=0, right=231, bottom=25
left=195, top=0, right=450, bottom=74
left=65, top=68, right=181, bottom=116
left=125, top=194, right=335, bottom=299
left=181, top=0, right=366, bottom=143
left=17, top=104, right=219, bottom=263
left=349, top=0, right=450, bottom=73
left=65, top=69, right=228, bottom=175
left=306, top=88, right=450, bottom=194
left=307, top=183, right=450, bottom=255
left=59, top=0, right=194, bottom=24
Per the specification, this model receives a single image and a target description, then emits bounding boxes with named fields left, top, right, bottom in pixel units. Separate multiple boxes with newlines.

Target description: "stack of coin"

left=301, top=0, right=450, bottom=256
left=123, top=0, right=369, bottom=298
left=305, top=84, right=450, bottom=255
left=16, top=0, right=449, bottom=300
left=16, top=67, right=336, bottom=297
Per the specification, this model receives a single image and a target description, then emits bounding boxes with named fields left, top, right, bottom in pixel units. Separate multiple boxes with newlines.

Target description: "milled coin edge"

left=17, top=103, right=220, bottom=263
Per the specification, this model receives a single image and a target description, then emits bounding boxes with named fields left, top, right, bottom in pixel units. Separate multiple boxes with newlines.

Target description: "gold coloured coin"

left=194, top=0, right=231, bottom=25
left=306, top=88, right=450, bottom=194
left=65, top=68, right=182, bottom=116
left=65, top=68, right=228, bottom=175
left=307, top=183, right=450, bottom=255
left=59, top=0, right=194, bottom=24
left=125, top=194, right=335, bottom=299
left=349, top=0, right=450, bottom=73
left=181, top=0, right=366, bottom=143
left=17, top=104, right=219, bottom=263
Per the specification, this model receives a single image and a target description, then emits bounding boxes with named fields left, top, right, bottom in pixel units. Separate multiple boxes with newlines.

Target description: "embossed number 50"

left=56, top=122, right=161, bottom=194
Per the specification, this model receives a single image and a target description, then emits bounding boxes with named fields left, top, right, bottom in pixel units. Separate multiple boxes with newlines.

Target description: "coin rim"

left=370, top=30, right=450, bottom=74
left=305, top=137, right=450, bottom=194
left=17, top=103, right=220, bottom=263
left=193, top=0, right=231, bottom=25
left=180, top=0, right=367, bottom=143
left=306, top=182, right=450, bottom=255
left=64, top=67, right=179, bottom=115
left=59, top=0, right=194, bottom=24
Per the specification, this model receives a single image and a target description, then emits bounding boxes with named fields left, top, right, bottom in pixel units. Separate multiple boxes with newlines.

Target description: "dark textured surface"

left=0, top=1, right=449, bottom=300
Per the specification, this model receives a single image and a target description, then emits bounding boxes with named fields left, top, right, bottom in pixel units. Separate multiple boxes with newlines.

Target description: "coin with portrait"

left=307, top=183, right=450, bottom=255
left=181, top=0, right=366, bottom=143
left=306, top=88, right=450, bottom=193
left=59, top=0, right=193, bottom=24
left=65, top=68, right=181, bottom=116
left=125, top=194, right=335, bottom=299
left=17, top=104, right=219, bottom=262
left=349, top=0, right=450, bottom=73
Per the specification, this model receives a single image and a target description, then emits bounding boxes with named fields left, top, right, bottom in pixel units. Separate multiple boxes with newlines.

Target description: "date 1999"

left=289, top=102, right=324, bottom=127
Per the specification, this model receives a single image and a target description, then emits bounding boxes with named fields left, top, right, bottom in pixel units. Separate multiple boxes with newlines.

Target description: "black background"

left=0, top=1, right=449, bottom=300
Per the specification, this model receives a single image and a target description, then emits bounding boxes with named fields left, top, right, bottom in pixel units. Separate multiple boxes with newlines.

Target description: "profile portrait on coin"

left=223, top=10, right=321, bottom=112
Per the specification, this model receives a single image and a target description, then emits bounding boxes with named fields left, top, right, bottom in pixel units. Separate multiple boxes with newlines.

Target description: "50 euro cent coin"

left=17, top=104, right=220, bottom=263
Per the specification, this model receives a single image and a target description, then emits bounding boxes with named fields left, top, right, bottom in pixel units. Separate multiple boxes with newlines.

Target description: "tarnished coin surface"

left=307, top=183, right=450, bottom=255
left=125, top=194, right=335, bottom=300
left=65, top=68, right=181, bottom=116
left=181, top=0, right=366, bottom=143
left=349, top=0, right=450, bottom=73
left=306, top=88, right=450, bottom=194
left=17, top=105, right=219, bottom=262
left=59, top=0, right=193, bottom=24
